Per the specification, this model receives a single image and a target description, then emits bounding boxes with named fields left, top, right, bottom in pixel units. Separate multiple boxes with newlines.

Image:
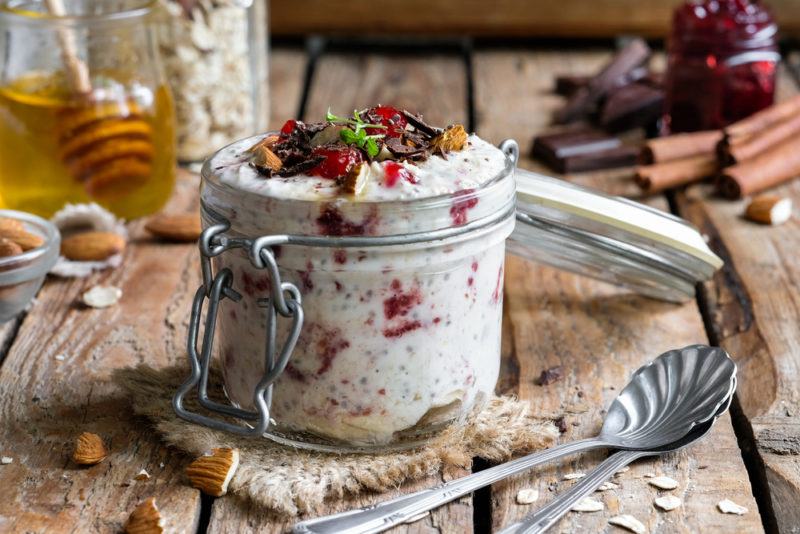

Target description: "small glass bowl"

left=0, top=209, right=60, bottom=322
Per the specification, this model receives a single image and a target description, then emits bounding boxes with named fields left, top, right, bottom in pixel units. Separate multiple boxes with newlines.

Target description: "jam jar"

left=174, top=133, right=723, bottom=452
left=664, top=0, right=779, bottom=133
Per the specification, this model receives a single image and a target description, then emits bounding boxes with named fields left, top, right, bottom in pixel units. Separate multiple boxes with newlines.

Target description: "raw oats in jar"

left=155, top=0, right=268, bottom=161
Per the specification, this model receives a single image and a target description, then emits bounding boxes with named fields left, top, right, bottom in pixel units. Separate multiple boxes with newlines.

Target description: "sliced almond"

left=0, top=237, right=23, bottom=258
left=516, top=488, right=539, bottom=504
left=608, top=514, right=647, bottom=534
left=185, top=447, right=239, bottom=497
left=340, top=163, right=370, bottom=195
left=431, top=124, right=468, bottom=154
left=310, top=125, right=344, bottom=147
left=648, top=476, right=679, bottom=490
left=72, top=432, right=107, bottom=465
left=0, top=226, right=43, bottom=251
left=125, top=497, right=164, bottom=534
left=145, top=214, right=202, bottom=243
left=654, top=495, right=682, bottom=511
left=718, top=499, right=748, bottom=515
left=571, top=497, right=604, bottom=512
left=744, top=195, right=792, bottom=225
left=61, top=231, right=126, bottom=262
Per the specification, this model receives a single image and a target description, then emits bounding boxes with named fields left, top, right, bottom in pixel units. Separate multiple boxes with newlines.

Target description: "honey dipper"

left=45, top=0, right=155, bottom=201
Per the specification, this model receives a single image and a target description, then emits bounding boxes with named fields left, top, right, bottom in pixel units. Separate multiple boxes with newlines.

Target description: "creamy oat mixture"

left=208, top=108, right=514, bottom=447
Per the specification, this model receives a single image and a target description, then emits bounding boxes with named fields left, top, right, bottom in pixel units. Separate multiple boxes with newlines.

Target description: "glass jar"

left=174, top=136, right=723, bottom=452
left=0, top=0, right=176, bottom=219
left=663, top=0, right=779, bottom=133
left=154, top=0, right=268, bottom=161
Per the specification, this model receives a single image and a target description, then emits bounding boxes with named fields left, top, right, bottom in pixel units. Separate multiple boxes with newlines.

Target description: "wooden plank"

left=269, top=0, right=800, bottom=38
left=0, top=172, right=202, bottom=533
left=672, top=64, right=800, bottom=533
left=473, top=49, right=763, bottom=532
left=205, top=51, right=473, bottom=533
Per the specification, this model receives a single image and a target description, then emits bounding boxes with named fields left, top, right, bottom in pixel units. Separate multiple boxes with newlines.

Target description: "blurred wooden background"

left=270, top=0, right=800, bottom=37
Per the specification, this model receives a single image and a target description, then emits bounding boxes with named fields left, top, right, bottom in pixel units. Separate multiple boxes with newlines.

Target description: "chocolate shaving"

left=386, top=137, right=426, bottom=158
left=278, top=156, right=325, bottom=177
left=402, top=110, right=442, bottom=137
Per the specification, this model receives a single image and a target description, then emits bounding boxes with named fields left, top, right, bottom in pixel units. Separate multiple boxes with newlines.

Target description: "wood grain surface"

left=473, top=49, right=763, bottom=532
left=673, top=68, right=800, bottom=533
left=269, top=0, right=800, bottom=38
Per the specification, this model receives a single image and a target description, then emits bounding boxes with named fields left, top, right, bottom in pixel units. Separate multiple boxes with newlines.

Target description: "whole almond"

left=145, top=214, right=202, bottom=242
left=61, top=231, right=126, bottom=261
left=0, top=218, right=24, bottom=234
left=0, top=226, right=44, bottom=251
left=0, top=237, right=23, bottom=258
left=72, top=432, right=107, bottom=465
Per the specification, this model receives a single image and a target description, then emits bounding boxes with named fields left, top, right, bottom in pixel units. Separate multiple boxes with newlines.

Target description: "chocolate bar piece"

left=555, top=39, right=651, bottom=124
left=555, top=75, right=590, bottom=97
left=600, top=83, right=665, bottom=133
left=532, top=129, right=638, bottom=173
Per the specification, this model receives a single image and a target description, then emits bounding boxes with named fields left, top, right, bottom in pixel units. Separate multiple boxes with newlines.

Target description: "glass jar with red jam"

left=664, top=0, right=780, bottom=133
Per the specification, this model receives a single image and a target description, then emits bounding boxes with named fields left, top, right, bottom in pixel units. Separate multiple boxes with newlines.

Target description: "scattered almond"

left=571, top=497, right=604, bottom=512
left=516, top=488, right=539, bottom=504
left=718, top=499, right=748, bottom=515
left=340, top=163, right=370, bottom=195
left=0, top=237, right=23, bottom=258
left=125, top=497, right=164, bottom=534
left=0, top=225, right=43, bottom=251
left=609, top=514, right=647, bottom=534
left=145, top=214, right=202, bottom=243
left=648, top=476, right=679, bottom=490
left=61, top=231, right=126, bottom=261
left=72, top=432, right=107, bottom=465
left=247, top=135, right=280, bottom=152
left=744, top=195, right=792, bottom=225
left=431, top=124, right=468, bottom=154
left=82, top=285, right=122, bottom=308
left=654, top=495, right=682, bottom=511
left=185, top=447, right=239, bottom=497
left=251, top=144, right=282, bottom=173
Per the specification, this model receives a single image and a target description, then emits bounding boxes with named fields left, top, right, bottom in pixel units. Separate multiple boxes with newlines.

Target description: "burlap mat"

left=114, top=364, right=558, bottom=516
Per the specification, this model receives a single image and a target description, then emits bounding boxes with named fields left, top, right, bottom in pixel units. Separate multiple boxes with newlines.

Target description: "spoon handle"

left=498, top=449, right=648, bottom=534
left=292, top=437, right=607, bottom=534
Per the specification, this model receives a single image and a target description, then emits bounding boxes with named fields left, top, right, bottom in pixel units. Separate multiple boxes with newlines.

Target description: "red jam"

left=663, top=0, right=779, bottom=133
left=309, top=146, right=363, bottom=179
left=382, top=161, right=417, bottom=187
left=366, top=105, right=407, bottom=137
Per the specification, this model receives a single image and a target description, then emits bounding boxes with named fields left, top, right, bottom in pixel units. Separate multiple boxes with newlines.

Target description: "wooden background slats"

left=472, top=48, right=763, bottom=533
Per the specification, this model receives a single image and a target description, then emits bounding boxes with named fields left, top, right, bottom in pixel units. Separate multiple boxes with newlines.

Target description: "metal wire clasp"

left=172, top=221, right=304, bottom=436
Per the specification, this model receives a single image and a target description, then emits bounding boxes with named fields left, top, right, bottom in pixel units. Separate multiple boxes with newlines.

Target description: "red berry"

left=280, top=119, right=299, bottom=135
left=366, top=105, right=407, bottom=138
left=382, top=161, right=417, bottom=187
left=310, top=146, right=363, bottom=179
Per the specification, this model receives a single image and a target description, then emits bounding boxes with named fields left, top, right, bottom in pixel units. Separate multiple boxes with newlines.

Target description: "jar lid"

left=510, top=168, right=722, bottom=302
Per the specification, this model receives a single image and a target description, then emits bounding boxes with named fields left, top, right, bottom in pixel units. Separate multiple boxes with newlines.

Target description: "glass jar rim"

left=0, top=0, right=156, bottom=27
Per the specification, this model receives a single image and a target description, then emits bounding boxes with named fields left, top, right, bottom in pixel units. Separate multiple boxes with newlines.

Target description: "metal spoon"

left=499, top=375, right=737, bottom=534
left=292, top=345, right=737, bottom=534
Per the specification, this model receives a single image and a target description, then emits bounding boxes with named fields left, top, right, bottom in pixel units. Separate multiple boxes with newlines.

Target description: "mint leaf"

left=365, top=137, right=380, bottom=158
left=340, top=128, right=359, bottom=143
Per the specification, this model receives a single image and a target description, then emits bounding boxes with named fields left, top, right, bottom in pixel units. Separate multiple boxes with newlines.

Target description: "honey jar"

left=0, top=0, right=176, bottom=219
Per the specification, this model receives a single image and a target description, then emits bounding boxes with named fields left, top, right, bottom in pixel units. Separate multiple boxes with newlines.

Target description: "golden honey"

left=0, top=71, right=176, bottom=219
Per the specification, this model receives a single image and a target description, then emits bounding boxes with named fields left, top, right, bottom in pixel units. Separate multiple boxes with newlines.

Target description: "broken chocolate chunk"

left=386, top=137, right=427, bottom=158
left=402, top=110, right=442, bottom=137
left=532, top=129, right=637, bottom=173
left=600, top=83, right=664, bottom=133
left=555, top=75, right=590, bottom=97
left=555, top=38, right=651, bottom=124
left=537, top=365, right=564, bottom=386
left=277, top=156, right=325, bottom=177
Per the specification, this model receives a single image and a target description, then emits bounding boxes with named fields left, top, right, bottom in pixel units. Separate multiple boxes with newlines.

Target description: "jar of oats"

left=155, top=0, right=268, bottom=161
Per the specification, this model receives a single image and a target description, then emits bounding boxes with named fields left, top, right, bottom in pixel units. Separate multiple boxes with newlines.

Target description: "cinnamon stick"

left=718, top=136, right=800, bottom=198
left=721, top=112, right=800, bottom=164
left=635, top=155, right=718, bottom=194
left=640, top=131, right=722, bottom=164
left=724, top=94, right=800, bottom=143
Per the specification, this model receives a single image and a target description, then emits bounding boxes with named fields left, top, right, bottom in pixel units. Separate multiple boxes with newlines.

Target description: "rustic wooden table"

left=1, top=42, right=798, bottom=533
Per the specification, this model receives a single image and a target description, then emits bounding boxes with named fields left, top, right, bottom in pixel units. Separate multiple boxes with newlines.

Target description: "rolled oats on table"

left=157, top=0, right=267, bottom=161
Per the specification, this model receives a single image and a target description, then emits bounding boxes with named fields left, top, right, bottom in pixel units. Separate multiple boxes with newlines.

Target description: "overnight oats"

left=199, top=106, right=516, bottom=450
